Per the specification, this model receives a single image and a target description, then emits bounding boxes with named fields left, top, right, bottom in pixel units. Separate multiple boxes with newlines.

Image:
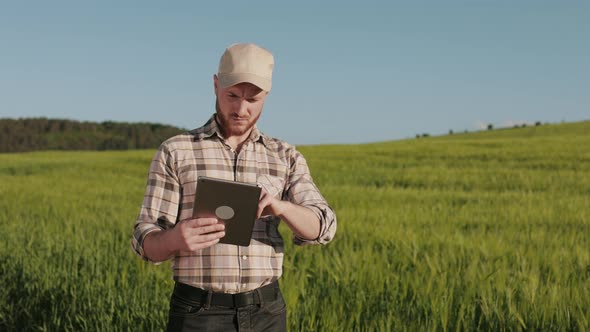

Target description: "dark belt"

left=173, top=281, right=280, bottom=308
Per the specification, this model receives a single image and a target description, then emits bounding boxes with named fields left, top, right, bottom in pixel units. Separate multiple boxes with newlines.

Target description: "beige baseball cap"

left=217, top=43, right=274, bottom=91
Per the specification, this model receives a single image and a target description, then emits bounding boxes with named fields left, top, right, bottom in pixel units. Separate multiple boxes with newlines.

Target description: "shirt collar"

left=191, top=114, right=267, bottom=146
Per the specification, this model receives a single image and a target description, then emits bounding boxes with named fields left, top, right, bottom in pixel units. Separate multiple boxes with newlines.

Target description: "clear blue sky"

left=1, top=1, right=588, bottom=145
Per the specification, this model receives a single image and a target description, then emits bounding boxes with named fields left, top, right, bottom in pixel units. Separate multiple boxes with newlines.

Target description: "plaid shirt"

left=132, top=115, right=337, bottom=293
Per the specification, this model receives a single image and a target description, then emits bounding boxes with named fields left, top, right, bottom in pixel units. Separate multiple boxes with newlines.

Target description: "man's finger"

left=190, top=230, right=226, bottom=245
left=185, top=217, right=218, bottom=228
left=257, top=194, right=272, bottom=219
left=259, top=188, right=268, bottom=199
left=189, top=238, right=222, bottom=251
left=192, top=223, right=225, bottom=235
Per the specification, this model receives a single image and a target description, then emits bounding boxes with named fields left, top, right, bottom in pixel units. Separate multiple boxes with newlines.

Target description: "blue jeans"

left=166, top=286, right=287, bottom=332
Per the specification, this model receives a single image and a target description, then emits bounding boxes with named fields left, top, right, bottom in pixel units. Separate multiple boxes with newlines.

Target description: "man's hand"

left=171, top=217, right=226, bottom=252
left=256, top=189, right=320, bottom=241
left=142, top=217, right=225, bottom=262
left=257, top=188, right=286, bottom=219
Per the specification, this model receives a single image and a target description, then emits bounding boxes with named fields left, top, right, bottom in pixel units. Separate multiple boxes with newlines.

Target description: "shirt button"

left=242, top=255, right=247, bottom=260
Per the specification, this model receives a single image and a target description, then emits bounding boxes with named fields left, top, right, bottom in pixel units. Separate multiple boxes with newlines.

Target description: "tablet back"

left=193, top=177, right=261, bottom=246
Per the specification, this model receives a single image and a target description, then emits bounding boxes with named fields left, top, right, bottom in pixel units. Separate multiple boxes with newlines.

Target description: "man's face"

left=214, top=76, right=268, bottom=138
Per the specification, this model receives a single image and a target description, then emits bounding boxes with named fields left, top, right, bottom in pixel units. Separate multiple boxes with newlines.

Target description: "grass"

left=1, top=121, right=589, bottom=331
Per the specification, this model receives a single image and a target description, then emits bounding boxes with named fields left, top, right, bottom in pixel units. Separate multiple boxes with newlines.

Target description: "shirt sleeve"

left=131, top=143, right=181, bottom=263
left=284, top=147, right=337, bottom=246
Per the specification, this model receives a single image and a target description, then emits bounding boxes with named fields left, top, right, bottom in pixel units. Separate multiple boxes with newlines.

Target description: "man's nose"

left=236, top=99, right=249, bottom=115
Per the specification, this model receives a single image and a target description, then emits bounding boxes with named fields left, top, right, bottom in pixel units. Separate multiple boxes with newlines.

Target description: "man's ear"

left=213, top=75, right=218, bottom=95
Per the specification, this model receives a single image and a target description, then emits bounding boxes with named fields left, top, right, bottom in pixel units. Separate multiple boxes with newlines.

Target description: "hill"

left=0, top=118, right=186, bottom=152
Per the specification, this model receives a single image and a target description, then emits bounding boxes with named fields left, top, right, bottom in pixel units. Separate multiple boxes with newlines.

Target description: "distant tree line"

left=0, top=118, right=186, bottom=152
left=417, top=121, right=546, bottom=139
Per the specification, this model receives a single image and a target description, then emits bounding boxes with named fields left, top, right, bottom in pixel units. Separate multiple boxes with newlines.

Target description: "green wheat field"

left=1, top=122, right=589, bottom=331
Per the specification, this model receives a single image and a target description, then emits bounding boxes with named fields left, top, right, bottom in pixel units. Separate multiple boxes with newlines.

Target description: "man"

left=132, top=43, right=337, bottom=332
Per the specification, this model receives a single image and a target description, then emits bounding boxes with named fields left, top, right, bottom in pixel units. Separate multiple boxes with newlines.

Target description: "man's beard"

left=215, top=99, right=261, bottom=138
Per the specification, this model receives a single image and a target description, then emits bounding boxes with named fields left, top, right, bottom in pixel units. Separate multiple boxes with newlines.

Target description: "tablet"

left=192, top=176, right=262, bottom=246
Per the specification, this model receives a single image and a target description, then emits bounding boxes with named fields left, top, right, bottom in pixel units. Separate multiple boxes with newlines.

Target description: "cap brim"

left=218, top=73, right=272, bottom=91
